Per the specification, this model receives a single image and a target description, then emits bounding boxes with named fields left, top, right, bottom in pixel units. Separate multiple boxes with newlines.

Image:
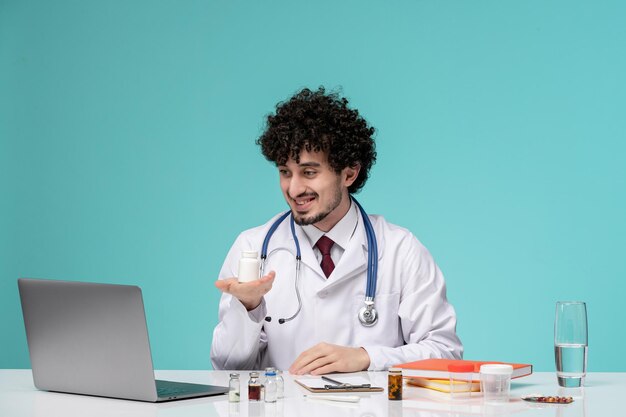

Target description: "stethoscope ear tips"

left=263, top=316, right=287, bottom=324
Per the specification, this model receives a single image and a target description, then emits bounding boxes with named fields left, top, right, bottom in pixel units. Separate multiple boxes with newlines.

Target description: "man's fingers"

left=260, top=271, right=276, bottom=282
left=289, top=343, right=330, bottom=374
left=289, top=346, right=315, bottom=373
left=289, top=343, right=370, bottom=375
left=297, top=355, right=335, bottom=375
left=310, top=362, right=341, bottom=376
left=214, top=271, right=275, bottom=295
left=214, top=278, right=238, bottom=293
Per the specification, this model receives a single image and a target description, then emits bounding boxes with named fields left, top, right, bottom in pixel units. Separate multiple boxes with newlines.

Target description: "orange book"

left=394, top=359, right=532, bottom=381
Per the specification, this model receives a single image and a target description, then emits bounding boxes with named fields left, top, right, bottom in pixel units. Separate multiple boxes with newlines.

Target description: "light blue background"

left=2, top=0, right=624, bottom=371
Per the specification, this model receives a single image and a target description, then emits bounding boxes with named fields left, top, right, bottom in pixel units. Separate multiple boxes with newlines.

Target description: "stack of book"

left=393, top=359, right=533, bottom=393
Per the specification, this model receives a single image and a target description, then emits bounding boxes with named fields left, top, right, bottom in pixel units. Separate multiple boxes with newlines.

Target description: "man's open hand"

left=214, top=271, right=276, bottom=311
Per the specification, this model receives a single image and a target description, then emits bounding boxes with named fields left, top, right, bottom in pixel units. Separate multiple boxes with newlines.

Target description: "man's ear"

left=343, top=164, right=361, bottom=187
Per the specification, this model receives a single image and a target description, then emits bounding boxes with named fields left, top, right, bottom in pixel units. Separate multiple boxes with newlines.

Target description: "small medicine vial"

left=238, top=251, right=260, bottom=282
left=264, top=368, right=278, bottom=403
left=388, top=368, right=403, bottom=400
left=248, top=372, right=262, bottom=401
left=276, top=370, right=284, bottom=399
left=228, top=373, right=240, bottom=402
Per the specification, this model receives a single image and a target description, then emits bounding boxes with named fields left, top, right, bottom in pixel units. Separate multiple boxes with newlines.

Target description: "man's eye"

left=279, top=169, right=291, bottom=177
left=304, top=170, right=316, bottom=177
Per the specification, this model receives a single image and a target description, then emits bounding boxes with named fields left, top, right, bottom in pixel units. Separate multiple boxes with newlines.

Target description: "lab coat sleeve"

left=210, top=233, right=268, bottom=370
left=362, top=233, right=463, bottom=370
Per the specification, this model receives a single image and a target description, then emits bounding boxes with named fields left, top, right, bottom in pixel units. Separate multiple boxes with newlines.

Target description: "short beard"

left=292, top=181, right=344, bottom=226
left=294, top=209, right=331, bottom=226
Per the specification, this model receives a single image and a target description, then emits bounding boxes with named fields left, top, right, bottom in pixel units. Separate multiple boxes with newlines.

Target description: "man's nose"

left=288, top=175, right=307, bottom=198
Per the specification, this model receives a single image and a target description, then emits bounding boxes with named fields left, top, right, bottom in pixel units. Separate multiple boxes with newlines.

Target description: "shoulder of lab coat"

left=210, top=212, right=288, bottom=370
left=362, top=215, right=464, bottom=370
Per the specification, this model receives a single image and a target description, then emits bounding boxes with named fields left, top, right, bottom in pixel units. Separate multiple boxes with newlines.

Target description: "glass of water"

left=554, top=301, right=588, bottom=387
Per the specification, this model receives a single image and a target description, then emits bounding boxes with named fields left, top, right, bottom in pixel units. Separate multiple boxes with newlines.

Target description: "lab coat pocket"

left=353, top=292, right=403, bottom=346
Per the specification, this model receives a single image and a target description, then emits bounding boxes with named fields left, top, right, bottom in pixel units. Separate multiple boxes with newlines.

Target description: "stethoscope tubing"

left=261, top=210, right=292, bottom=262
left=353, top=198, right=378, bottom=299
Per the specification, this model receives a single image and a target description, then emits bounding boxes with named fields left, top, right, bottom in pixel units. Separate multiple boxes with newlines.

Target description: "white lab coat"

left=210, top=212, right=463, bottom=371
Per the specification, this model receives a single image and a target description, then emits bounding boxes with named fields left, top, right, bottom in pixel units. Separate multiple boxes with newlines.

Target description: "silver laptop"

left=18, top=278, right=228, bottom=402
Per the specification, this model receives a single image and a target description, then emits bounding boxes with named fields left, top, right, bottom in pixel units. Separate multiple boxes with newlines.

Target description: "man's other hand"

left=288, top=342, right=370, bottom=375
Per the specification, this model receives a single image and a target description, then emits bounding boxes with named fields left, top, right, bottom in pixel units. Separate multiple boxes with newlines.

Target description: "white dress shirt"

left=301, top=201, right=359, bottom=274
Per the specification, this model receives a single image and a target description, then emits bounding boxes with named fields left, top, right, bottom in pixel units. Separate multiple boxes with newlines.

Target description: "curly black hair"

left=256, top=87, right=376, bottom=194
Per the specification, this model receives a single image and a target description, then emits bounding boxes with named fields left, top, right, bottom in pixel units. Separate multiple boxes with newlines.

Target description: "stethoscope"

left=261, top=197, right=379, bottom=327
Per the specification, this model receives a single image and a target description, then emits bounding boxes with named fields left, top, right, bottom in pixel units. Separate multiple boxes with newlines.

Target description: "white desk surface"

left=0, top=369, right=622, bottom=417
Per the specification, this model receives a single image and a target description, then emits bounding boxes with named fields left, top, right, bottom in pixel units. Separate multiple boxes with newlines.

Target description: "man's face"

left=278, top=150, right=357, bottom=231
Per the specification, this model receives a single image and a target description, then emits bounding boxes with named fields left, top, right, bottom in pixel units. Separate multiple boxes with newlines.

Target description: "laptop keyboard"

left=156, top=380, right=215, bottom=397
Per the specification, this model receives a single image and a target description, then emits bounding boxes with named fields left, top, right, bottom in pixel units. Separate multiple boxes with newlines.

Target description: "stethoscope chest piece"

left=358, top=299, right=378, bottom=327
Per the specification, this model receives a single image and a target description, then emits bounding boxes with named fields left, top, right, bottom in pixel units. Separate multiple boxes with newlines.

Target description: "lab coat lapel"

left=324, top=213, right=387, bottom=289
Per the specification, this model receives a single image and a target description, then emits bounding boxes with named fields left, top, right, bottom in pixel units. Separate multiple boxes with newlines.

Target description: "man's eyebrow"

left=277, top=162, right=321, bottom=169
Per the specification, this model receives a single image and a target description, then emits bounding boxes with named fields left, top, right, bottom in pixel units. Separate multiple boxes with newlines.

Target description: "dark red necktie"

left=315, top=236, right=335, bottom=278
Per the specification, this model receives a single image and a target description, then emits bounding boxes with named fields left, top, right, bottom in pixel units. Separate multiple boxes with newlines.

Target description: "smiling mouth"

left=292, top=194, right=316, bottom=211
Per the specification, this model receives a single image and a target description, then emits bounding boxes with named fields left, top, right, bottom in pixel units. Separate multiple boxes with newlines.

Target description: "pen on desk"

left=321, top=376, right=371, bottom=389
left=321, top=376, right=344, bottom=386
left=304, top=394, right=361, bottom=403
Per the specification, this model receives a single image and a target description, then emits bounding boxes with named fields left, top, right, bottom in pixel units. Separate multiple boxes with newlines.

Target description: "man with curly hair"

left=211, top=87, right=462, bottom=374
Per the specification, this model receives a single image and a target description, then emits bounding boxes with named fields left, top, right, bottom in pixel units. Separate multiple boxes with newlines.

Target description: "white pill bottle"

left=238, top=251, right=260, bottom=282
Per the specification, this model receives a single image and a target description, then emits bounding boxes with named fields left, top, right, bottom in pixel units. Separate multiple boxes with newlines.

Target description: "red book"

left=394, top=359, right=533, bottom=381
